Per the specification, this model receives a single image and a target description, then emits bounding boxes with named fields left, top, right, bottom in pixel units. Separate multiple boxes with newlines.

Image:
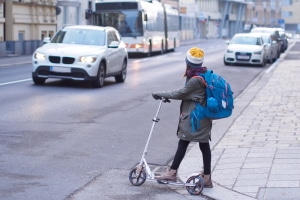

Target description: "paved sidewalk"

left=179, top=40, right=300, bottom=200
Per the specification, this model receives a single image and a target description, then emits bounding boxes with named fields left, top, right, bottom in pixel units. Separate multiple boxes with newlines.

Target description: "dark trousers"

left=170, top=139, right=211, bottom=175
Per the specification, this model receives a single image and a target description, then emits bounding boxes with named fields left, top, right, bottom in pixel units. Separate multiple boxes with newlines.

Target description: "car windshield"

left=50, top=28, right=106, bottom=46
left=261, top=35, right=270, bottom=44
left=251, top=29, right=272, bottom=34
left=231, top=36, right=262, bottom=46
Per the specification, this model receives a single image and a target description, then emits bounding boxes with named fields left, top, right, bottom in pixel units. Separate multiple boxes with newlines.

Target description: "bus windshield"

left=94, top=10, right=143, bottom=37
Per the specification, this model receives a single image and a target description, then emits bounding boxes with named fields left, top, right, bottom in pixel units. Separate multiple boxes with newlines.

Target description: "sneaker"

left=200, top=173, right=213, bottom=188
left=155, top=168, right=177, bottom=182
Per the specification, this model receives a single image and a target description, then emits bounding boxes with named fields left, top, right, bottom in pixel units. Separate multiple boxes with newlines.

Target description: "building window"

left=18, top=31, right=25, bottom=41
left=41, top=31, right=47, bottom=40
left=49, top=31, right=54, bottom=38
left=282, top=0, right=293, bottom=6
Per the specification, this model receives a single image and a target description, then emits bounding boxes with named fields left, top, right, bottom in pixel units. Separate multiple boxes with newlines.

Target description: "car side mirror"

left=43, top=37, right=51, bottom=44
left=226, top=40, right=230, bottom=45
left=108, top=41, right=120, bottom=48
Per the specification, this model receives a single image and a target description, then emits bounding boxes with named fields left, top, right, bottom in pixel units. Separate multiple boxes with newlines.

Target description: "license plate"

left=50, top=66, right=71, bottom=73
left=237, top=55, right=249, bottom=60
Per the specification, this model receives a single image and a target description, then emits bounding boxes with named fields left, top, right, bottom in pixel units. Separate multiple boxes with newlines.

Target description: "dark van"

left=250, top=27, right=282, bottom=57
left=275, top=28, right=289, bottom=52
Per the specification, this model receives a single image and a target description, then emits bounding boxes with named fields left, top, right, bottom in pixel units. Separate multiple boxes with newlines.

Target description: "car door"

left=106, top=31, right=121, bottom=73
left=259, top=37, right=267, bottom=61
left=110, top=30, right=124, bottom=72
left=270, top=39, right=278, bottom=60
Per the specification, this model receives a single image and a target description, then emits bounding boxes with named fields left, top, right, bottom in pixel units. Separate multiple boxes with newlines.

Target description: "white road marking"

left=0, top=61, right=31, bottom=67
left=0, top=78, right=32, bottom=86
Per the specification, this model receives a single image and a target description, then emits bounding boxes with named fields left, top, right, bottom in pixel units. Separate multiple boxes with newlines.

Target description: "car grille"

left=49, top=56, right=75, bottom=64
left=49, top=56, right=60, bottom=63
left=62, top=57, right=75, bottom=64
left=235, top=52, right=251, bottom=61
left=35, top=66, right=87, bottom=79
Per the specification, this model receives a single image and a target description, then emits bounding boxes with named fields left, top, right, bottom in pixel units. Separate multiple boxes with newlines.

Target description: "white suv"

left=32, top=25, right=128, bottom=88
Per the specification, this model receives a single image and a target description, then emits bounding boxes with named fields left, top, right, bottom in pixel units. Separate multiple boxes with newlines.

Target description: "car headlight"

left=253, top=51, right=262, bottom=55
left=34, top=52, right=46, bottom=60
left=79, top=56, right=97, bottom=63
left=226, top=49, right=234, bottom=53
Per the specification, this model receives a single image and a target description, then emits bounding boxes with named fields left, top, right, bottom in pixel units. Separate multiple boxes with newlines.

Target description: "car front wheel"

left=92, top=62, right=105, bottom=88
left=260, top=58, right=266, bottom=67
left=115, top=59, right=127, bottom=83
left=223, top=57, right=229, bottom=66
left=32, top=76, right=46, bottom=85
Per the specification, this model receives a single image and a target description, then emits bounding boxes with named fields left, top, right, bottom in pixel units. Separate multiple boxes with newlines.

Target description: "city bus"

left=92, top=0, right=180, bottom=56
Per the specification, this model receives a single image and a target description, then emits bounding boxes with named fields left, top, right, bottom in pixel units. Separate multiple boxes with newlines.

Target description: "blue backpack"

left=190, top=70, right=234, bottom=131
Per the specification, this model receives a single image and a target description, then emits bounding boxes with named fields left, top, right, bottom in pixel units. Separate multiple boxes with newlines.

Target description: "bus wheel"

left=147, top=41, right=152, bottom=57
left=160, top=41, right=164, bottom=55
left=172, top=39, right=176, bottom=52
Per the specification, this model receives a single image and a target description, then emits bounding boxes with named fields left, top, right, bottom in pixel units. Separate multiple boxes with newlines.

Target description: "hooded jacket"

left=153, top=76, right=212, bottom=142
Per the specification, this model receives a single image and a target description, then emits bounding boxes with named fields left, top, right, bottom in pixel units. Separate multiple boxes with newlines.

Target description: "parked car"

left=258, top=32, right=278, bottom=63
left=224, top=33, right=267, bottom=67
left=275, top=28, right=288, bottom=52
left=250, top=27, right=282, bottom=57
left=32, top=25, right=128, bottom=88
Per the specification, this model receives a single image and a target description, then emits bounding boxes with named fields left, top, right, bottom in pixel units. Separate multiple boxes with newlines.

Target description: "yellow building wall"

left=6, top=0, right=56, bottom=41
left=282, top=2, right=300, bottom=24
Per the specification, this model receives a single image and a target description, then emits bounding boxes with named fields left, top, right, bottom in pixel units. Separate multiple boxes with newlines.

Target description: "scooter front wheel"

left=185, top=175, right=204, bottom=195
left=129, top=167, right=147, bottom=186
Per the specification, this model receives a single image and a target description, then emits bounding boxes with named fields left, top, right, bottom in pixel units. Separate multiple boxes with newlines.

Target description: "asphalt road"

left=0, top=39, right=270, bottom=200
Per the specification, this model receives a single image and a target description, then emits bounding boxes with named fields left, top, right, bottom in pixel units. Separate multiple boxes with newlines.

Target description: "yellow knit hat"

left=186, top=47, right=205, bottom=68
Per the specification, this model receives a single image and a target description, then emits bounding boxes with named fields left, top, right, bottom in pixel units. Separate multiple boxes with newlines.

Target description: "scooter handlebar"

left=161, top=97, right=170, bottom=103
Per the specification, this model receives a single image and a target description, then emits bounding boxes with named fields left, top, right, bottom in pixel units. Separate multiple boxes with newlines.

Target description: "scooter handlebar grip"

left=162, top=98, right=171, bottom=103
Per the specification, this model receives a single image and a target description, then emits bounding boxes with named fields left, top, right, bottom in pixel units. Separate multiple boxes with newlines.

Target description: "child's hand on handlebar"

left=152, top=93, right=161, bottom=100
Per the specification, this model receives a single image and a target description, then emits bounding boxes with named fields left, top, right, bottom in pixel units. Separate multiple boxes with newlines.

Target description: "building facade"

left=218, top=0, right=248, bottom=39
left=0, top=0, right=5, bottom=55
left=0, top=1, right=4, bottom=42
left=245, top=0, right=281, bottom=30
left=56, top=0, right=90, bottom=29
left=0, top=0, right=57, bottom=57
left=281, top=0, right=300, bottom=34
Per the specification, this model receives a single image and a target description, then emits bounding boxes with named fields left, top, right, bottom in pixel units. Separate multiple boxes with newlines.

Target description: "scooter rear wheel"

left=185, top=175, right=204, bottom=195
left=129, top=167, right=147, bottom=186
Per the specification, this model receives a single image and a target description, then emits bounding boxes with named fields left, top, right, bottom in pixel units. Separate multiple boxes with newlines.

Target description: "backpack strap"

left=192, top=75, right=207, bottom=87
left=204, top=70, right=213, bottom=86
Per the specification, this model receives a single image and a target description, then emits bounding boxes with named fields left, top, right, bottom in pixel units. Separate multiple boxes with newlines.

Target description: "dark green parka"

left=153, top=77, right=212, bottom=143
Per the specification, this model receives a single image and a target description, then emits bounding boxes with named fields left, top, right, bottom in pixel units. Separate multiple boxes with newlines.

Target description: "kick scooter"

left=128, top=98, right=204, bottom=195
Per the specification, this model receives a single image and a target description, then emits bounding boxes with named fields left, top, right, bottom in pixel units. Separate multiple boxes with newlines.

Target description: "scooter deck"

left=147, top=178, right=197, bottom=187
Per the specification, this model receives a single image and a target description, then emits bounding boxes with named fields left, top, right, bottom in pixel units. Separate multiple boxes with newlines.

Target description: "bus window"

left=94, top=11, right=143, bottom=37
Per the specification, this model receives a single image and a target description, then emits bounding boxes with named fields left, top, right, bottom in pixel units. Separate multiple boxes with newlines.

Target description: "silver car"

left=258, top=32, right=278, bottom=63
left=250, top=27, right=282, bottom=58
left=32, top=25, right=128, bottom=88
